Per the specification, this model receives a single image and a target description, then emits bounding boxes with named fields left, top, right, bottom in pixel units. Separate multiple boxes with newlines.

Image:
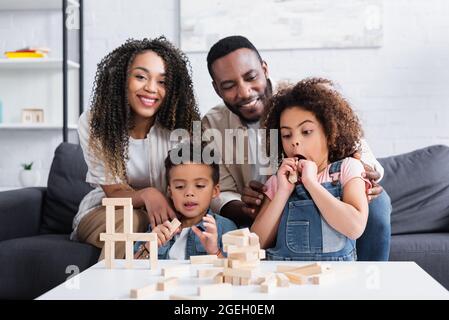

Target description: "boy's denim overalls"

left=134, top=210, right=237, bottom=259
left=267, top=160, right=357, bottom=261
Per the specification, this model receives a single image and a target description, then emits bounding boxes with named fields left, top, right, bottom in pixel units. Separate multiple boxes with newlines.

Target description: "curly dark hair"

left=262, top=77, right=363, bottom=164
left=88, top=36, right=201, bottom=183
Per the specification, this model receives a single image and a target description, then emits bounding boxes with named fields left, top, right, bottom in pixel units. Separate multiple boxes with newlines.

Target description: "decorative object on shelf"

left=4, top=46, right=50, bottom=59
left=21, top=108, right=44, bottom=123
left=19, top=162, right=41, bottom=187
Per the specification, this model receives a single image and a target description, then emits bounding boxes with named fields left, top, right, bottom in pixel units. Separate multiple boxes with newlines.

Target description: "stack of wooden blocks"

left=212, top=228, right=265, bottom=286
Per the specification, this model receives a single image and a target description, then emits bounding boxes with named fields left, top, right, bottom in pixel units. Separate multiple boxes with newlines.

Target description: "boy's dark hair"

left=165, top=143, right=220, bottom=185
left=206, top=35, right=263, bottom=78
left=262, top=77, right=363, bottom=163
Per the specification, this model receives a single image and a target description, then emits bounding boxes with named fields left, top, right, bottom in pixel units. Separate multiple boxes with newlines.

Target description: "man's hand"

left=241, top=180, right=267, bottom=216
left=192, top=214, right=219, bottom=255
left=140, top=188, right=176, bottom=229
left=353, top=152, right=384, bottom=202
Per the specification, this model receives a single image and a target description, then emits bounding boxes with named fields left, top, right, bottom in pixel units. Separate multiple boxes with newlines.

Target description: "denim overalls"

left=266, top=160, right=357, bottom=261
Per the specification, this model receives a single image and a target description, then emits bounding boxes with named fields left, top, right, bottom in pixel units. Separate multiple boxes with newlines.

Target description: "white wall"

left=84, top=0, right=449, bottom=158
left=1, top=0, right=448, bottom=188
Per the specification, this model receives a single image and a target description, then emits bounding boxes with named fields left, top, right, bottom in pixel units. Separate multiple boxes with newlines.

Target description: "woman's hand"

left=192, top=214, right=219, bottom=255
left=277, top=158, right=297, bottom=195
left=140, top=187, right=176, bottom=229
left=298, top=159, right=318, bottom=188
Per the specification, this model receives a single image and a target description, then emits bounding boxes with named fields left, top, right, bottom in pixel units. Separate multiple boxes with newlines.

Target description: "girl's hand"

left=140, top=187, right=177, bottom=229
left=298, top=159, right=318, bottom=187
left=192, top=214, right=219, bottom=255
left=277, top=158, right=297, bottom=195
left=151, top=220, right=180, bottom=247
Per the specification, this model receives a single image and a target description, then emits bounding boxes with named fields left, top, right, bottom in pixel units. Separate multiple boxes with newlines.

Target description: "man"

left=202, top=35, right=391, bottom=261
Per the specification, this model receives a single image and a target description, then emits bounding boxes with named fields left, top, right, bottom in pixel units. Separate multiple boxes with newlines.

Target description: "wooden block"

left=190, top=255, right=218, bottom=264
left=213, top=258, right=228, bottom=268
left=226, top=228, right=250, bottom=237
left=222, top=234, right=249, bottom=246
left=169, top=218, right=181, bottom=235
left=240, top=277, right=250, bottom=286
left=276, top=262, right=321, bottom=276
left=275, top=273, right=290, bottom=287
left=125, top=240, right=133, bottom=269
left=310, top=271, right=335, bottom=285
left=228, top=251, right=259, bottom=262
left=288, top=171, right=298, bottom=184
left=127, top=233, right=158, bottom=242
left=162, top=265, right=190, bottom=278
left=102, top=198, right=132, bottom=207
left=232, top=276, right=240, bottom=286
left=223, top=267, right=256, bottom=278
left=197, top=268, right=223, bottom=278
left=224, top=276, right=233, bottom=284
left=149, top=240, right=158, bottom=270
left=213, top=272, right=224, bottom=284
left=198, top=283, right=232, bottom=297
left=249, top=233, right=259, bottom=246
left=130, top=284, right=156, bottom=298
left=99, top=233, right=127, bottom=242
left=284, top=272, right=308, bottom=285
left=226, top=244, right=260, bottom=254
left=103, top=241, right=114, bottom=269
left=105, top=205, right=115, bottom=234
left=258, top=249, right=266, bottom=260
left=229, top=259, right=259, bottom=269
left=260, top=274, right=277, bottom=293
left=157, top=277, right=178, bottom=291
left=123, top=201, right=133, bottom=234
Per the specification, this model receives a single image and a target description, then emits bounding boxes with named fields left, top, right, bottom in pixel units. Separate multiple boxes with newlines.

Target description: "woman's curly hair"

left=88, top=36, right=201, bottom=183
left=262, top=77, right=363, bottom=164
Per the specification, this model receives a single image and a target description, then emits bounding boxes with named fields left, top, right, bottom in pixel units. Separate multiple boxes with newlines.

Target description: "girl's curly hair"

left=262, top=77, right=363, bottom=164
left=88, top=36, right=201, bottom=183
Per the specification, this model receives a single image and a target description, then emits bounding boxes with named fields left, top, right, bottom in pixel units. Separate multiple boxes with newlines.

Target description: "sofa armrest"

left=0, top=187, right=46, bottom=241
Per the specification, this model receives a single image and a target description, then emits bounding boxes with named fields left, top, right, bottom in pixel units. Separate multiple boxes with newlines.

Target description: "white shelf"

left=0, top=58, right=79, bottom=70
left=0, top=123, right=77, bottom=130
left=0, top=0, right=79, bottom=11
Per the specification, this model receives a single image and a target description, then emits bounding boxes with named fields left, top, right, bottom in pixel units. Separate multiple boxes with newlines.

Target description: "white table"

left=37, top=260, right=449, bottom=300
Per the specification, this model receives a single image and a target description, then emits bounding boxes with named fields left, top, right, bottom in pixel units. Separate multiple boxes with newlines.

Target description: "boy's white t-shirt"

left=168, top=227, right=190, bottom=260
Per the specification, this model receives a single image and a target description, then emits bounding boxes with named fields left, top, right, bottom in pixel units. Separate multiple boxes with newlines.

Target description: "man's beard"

left=224, top=79, right=273, bottom=124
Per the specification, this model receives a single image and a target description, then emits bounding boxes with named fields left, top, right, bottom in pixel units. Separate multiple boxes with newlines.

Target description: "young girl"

left=251, top=78, right=370, bottom=261
left=71, top=37, right=201, bottom=260
left=134, top=143, right=237, bottom=260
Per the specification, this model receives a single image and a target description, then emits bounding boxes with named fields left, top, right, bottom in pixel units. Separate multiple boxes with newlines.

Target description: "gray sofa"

left=0, top=143, right=448, bottom=299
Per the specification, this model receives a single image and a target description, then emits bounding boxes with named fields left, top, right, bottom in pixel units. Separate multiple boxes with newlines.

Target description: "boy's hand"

left=191, top=214, right=219, bottom=255
left=277, top=158, right=297, bottom=194
left=151, top=220, right=180, bottom=247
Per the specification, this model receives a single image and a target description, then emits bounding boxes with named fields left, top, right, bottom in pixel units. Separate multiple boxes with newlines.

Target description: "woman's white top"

left=70, top=110, right=178, bottom=240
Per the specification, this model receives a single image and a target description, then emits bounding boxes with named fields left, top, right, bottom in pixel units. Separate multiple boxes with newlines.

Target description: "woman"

left=71, top=37, right=200, bottom=260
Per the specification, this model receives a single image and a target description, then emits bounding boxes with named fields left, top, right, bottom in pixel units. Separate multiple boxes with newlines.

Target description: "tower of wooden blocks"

left=99, top=198, right=158, bottom=269
left=214, top=228, right=265, bottom=286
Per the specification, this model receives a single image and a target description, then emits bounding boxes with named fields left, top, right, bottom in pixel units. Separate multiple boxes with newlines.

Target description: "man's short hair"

left=207, top=35, right=263, bottom=78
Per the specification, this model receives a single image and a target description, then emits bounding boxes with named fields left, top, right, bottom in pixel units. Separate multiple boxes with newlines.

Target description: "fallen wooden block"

left=169, top=294, right=200, bottom=300
left=275, top=273, right=290, bottom=287
left=260, top=274, right=277, bottom=293
left=190, top=255, right=218, bottom=264
left=130, top=284, right=156, bottom=298
left=240, top=277, right=250, bottom=286
left=213, top=272, right=224, bottom=284
left=162, top=265, right=190, bottom=278
left=198, top=283, right=232, bottom=297
left=197, top=267, right=223, bottom=278
left=310, top=270, right=335, bottom=285
left=284, top=271, right=308, bottom=285
left=276, top=262, right=322, bottom=276
left=156, top=277, right=178, bottom=291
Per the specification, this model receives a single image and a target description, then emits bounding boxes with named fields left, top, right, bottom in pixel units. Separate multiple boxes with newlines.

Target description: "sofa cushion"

left=0, top=234, right=100, bottom=299
left=379, top=145, right=449, bottom=235
left=41, top=143, right=93, bottom=234
left=390, top=233, right=449, bottom=289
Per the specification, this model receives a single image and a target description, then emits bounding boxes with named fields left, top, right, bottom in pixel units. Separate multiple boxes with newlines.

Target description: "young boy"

left=134, top=143, right=237, bottom=259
